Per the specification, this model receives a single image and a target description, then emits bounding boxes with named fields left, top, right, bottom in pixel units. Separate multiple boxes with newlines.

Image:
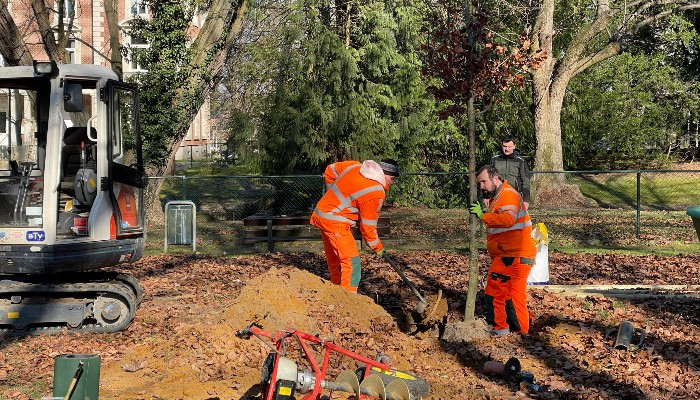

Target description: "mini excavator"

left=0, top=62, right=147, bottom=333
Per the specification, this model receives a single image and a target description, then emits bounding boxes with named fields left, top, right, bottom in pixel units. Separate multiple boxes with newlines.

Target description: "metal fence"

left=152, top=169, right=700, bottom=248
left=156, top=175, right=324, bottom=220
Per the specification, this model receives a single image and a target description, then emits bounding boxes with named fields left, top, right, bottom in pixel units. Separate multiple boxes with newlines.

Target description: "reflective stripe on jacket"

left=312, top=161, right=386, bottom=251
left=482, top=180, right=536, bottom=259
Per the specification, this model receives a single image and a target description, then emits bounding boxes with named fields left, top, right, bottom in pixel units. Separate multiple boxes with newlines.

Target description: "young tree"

left=421, top=0, right=544, bottom=320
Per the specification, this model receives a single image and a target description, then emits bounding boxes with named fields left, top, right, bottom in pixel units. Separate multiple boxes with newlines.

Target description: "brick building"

left=4, top=0, right=211, bottom=161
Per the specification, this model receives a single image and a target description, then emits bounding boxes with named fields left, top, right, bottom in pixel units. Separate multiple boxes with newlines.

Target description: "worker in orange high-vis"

left=470, top=164, right=536, bottom=335
left=310, top=159, right=400, bottom=293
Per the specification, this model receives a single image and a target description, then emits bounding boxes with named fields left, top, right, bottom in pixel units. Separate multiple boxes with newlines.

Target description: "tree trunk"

left=144, top=0, right=248, bottom=221
left=145, top=179, right=166, bottom=226
left=525, top=0, right=699, bottom=189
left=528, top=0, right=589, bottom=207
left=530, top=76, right=594, bottom=207
left=104, top=0, right=123, bottom=79
left=0, top=1, right=33, bottom=65
left=531, top=88, right=564, bottom=173
left=465, top=95, right=479, bottom=321
left=145, top=155, right=177, bottom=226
left=31, top=0, right=64, bottom=62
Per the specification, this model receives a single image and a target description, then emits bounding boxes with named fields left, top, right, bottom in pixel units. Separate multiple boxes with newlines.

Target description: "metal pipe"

left=605, top=321, right=646, bottom=351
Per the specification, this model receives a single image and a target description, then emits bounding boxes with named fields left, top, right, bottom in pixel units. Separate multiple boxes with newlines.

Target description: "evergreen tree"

left=227, top=0, right=440, bottom=175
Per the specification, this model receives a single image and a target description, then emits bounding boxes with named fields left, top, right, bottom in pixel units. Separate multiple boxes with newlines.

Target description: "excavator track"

left=0, top=272, right=141, bottom=335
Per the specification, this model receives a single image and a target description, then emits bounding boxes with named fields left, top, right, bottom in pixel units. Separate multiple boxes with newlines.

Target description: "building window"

left=66, top=39, right=76, bottom=64
left=127, top=34, right=148, bottom=72
left=59, top=0, right=75, bottom=18
left=130, top=0, right=147, bottom=16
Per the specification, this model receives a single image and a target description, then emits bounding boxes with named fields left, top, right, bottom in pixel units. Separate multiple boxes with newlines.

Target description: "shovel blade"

left=416, top=300, right=428, bottom=315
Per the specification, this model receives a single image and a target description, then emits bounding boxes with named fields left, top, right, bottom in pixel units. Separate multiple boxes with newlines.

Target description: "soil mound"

left=100, top=266, right=419, bottom=399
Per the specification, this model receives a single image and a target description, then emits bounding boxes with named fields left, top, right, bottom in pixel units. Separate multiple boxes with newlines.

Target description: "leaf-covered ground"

left=1, top=250, right=700, bottom=399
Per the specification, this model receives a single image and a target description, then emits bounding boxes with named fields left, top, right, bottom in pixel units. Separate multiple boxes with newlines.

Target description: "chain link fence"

left=152, top=169, right=700, bottom=251
left=157, top=175, right=324, bottom=221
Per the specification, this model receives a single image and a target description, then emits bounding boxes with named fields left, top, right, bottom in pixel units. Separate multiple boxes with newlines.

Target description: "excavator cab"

left=0, top=62, right=146, bottom=333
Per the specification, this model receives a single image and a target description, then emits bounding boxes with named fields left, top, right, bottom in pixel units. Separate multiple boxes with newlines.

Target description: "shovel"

left=383, top=253, right=447, bottom=325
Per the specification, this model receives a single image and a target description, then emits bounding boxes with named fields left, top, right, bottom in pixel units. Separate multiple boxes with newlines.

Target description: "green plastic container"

left=687, top=206, right=700, bottom=241
left=53, top=354, right=100, bottom=400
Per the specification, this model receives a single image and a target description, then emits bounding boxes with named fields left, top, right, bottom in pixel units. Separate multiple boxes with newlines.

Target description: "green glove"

left=469, top=201, right=483, bottom=219
left=375, top=249, right=386, bottom=258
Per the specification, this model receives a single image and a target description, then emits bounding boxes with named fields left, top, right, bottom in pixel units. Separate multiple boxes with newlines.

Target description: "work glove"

left=469, top=201, right=483, bottom=219
left=375, top=249, right=386, bottom=259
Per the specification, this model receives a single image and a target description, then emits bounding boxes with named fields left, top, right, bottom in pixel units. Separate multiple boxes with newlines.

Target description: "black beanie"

left=379, top=159, right=400, bottom=177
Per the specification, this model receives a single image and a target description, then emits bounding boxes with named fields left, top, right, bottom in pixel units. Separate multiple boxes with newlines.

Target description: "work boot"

left=490, top=327, right=511, bottom=336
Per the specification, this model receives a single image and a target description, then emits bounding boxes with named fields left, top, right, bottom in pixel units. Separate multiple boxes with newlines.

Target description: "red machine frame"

left=237, top=325, right=394, bottom=400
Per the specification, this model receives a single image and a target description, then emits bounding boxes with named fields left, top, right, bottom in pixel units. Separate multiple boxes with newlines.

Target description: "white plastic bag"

left=528, top=222, right=549, bottom=285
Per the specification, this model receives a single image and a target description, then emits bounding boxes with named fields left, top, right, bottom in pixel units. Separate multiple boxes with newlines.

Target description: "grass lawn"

left=571, top=170, right=700, bottom=210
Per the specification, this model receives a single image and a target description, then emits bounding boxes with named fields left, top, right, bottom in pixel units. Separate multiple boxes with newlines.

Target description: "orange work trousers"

left=484, top=257, right=534, bottom=334
left=312, top=216, right=361, bottom=292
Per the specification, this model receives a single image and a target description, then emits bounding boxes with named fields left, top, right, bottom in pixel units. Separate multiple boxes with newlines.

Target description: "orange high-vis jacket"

left=482, top=180, right=536, bottom=260
left=312, top=161, right=386, bottom=252
left=323, top=160, right=358, bottom=188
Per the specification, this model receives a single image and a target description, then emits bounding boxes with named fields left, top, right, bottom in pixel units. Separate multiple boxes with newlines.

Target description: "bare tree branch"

left=628, top=3, right=700, bottom=35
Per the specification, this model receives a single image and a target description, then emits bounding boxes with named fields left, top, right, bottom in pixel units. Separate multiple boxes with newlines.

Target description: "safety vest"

left=483, top=180, right=536, bottom=259
left=312, top=161, right=386, bottom=250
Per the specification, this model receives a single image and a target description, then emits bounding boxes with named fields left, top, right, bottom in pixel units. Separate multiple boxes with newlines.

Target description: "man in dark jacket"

left=490, top=134, right=531, bottom=209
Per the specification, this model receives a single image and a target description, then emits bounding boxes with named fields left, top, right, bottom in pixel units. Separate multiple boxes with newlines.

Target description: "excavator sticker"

left=26, top=231, right=45, bottom=241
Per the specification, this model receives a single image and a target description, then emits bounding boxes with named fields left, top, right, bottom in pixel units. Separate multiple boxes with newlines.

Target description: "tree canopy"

left=216, top=0, right=443, bottom=175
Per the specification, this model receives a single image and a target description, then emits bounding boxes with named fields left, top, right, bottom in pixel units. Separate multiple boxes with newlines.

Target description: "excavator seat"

left=60, top=127, right=97, bottom=198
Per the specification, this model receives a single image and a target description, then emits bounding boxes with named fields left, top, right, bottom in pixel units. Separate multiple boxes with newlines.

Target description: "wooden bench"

left=243, top=215, right=391, bottom=252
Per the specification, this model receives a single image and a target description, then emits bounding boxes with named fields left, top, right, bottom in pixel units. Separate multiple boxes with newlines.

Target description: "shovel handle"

left=383, top=253, right=427, bottom=304
left=64, top=361, right=84, bottom=400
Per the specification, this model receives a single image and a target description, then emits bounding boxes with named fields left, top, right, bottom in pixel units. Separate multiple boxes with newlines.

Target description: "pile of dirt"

left=99, top=266, right=434, bottom=399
